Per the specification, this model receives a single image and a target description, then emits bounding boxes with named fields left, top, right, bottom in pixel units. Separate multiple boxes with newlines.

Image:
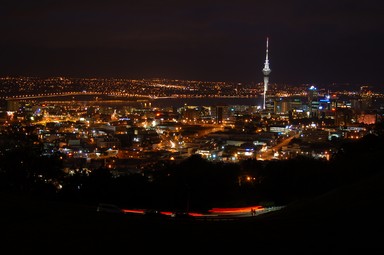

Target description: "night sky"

left=1, top=0, right=383, bottom=85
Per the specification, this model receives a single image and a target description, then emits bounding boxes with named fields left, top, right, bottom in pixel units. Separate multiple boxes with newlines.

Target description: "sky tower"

left=262, top=37, right=271, bottom=110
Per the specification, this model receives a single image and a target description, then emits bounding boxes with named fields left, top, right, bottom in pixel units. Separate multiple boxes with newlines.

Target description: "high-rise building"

left=308, top=85, right=319, bottom=118
left=262, top=37, right=271, bottom=110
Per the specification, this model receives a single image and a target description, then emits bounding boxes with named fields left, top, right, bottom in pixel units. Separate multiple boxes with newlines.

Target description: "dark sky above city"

left=1, top=0, right=384, bottom=86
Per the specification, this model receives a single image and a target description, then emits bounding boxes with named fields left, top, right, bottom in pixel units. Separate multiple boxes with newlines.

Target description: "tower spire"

left=263, top=37, right=270, bottom=73
left=262, top=37, right=271, bottom=110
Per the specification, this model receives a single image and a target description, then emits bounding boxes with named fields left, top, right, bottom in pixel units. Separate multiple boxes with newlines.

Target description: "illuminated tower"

left=262, top=37, right=271, bottom=110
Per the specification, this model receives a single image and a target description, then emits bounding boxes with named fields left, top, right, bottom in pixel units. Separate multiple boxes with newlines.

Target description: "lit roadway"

left=121, top=205, right=285, bottom=221
left=258, top=133, right=300, bottom=161
left=2, top=91, right=155, bottom=100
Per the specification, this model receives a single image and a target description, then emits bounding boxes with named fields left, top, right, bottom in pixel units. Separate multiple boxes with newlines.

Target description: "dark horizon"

left=1, top=1, right=383, bottom=85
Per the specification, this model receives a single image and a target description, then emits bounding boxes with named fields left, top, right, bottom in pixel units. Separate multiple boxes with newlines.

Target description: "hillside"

left=1, top=170, right=384, bottom=254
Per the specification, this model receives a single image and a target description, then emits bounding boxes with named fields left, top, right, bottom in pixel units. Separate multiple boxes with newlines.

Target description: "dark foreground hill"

left=2, top=171, right=384, bottom=254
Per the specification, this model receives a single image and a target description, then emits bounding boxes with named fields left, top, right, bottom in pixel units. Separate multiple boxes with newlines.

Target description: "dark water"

left=151, top=97, right=263, bottom=108
left=9, top=94, right=263, bottom=109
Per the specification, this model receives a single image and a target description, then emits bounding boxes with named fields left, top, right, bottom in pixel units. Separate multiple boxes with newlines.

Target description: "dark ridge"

left=2, top=170, right=384, bottom=253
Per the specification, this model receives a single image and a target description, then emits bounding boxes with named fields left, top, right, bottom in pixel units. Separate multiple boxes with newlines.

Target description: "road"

left=258, top=133, right=299, bottom=160
left=120, top=205, right=285, bottom=221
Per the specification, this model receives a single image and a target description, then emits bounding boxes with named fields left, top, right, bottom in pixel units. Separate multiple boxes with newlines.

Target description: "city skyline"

left=1, top=1, right=383, bottom=86
left=1, top=3, right=384, bottom=248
